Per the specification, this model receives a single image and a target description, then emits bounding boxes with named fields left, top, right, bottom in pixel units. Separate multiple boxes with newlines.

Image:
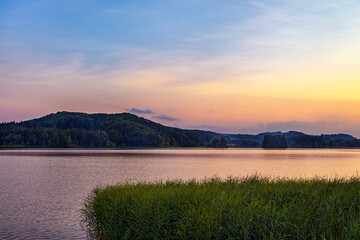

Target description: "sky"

left=1, top=0, right=360, bottom=136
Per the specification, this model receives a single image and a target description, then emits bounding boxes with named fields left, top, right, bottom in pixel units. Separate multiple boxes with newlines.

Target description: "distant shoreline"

left=2, top=146, right=360, bottom=150
left=2, top=112, right=360, bottom=149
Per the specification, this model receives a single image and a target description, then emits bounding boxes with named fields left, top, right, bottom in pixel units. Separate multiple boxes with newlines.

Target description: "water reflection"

left=1, top=148, right=360, bottom=239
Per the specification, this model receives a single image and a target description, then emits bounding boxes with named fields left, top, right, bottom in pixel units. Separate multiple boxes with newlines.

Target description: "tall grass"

left=82, top=176, right=360, bottom=239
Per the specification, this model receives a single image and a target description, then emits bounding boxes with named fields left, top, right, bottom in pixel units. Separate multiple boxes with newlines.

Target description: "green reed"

left=82, top=176, right=360, bottom=240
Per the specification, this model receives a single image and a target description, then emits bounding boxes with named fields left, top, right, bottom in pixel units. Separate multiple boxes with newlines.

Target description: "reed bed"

left=82, top=176, right=360, bottom=239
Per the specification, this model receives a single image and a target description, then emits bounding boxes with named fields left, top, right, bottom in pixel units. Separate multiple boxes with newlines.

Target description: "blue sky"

left=1, top=1, right=360, bottom=136
left=1, top=1, right=252, bottom=67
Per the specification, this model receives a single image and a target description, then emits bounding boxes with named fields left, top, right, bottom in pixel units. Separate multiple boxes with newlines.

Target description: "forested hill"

left=0, top=111, right=221, bottom=148
left=1, top=111, right=359, bottom=148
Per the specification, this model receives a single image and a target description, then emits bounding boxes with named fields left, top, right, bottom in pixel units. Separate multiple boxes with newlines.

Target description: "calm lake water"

left=1, top=148, right=360, bottom=239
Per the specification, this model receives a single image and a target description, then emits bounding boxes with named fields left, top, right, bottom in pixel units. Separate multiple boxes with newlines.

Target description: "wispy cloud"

left=126, top=108, right=154, bottom=114
left=152, top=115, right=177, bottom=122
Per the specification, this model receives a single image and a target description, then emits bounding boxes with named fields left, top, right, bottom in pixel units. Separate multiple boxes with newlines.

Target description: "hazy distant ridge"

left=227, top=131, right=359, bottom=148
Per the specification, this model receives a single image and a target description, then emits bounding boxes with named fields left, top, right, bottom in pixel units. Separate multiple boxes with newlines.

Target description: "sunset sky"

left=1, top=1, right=360, bottom=136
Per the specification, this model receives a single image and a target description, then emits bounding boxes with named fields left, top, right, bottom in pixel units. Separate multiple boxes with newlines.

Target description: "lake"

left=1, top=148, right=360, bottom=239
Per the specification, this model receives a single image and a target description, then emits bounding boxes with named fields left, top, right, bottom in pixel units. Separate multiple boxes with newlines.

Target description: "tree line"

left=0, top=112, right=227, bottom=148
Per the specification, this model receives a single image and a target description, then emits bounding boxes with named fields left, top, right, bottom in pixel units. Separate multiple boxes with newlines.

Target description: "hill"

left=227, top=131, right=360, bottom=148
left=0, top=111, right=359, bottom=148
left=0, top=111, right=221, bottom=148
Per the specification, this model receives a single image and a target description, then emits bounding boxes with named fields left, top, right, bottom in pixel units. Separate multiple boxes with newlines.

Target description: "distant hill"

left=0, top=111, right=221, bottom=148
left=262, top=134, right=288, bottom=148
left=0, top=111, right=359, bottom=148
left=323, top=134, right=355, bottom=141
left=225, top=131, right=306, bottom=147
left=227, top=131, right=360, bottom=148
